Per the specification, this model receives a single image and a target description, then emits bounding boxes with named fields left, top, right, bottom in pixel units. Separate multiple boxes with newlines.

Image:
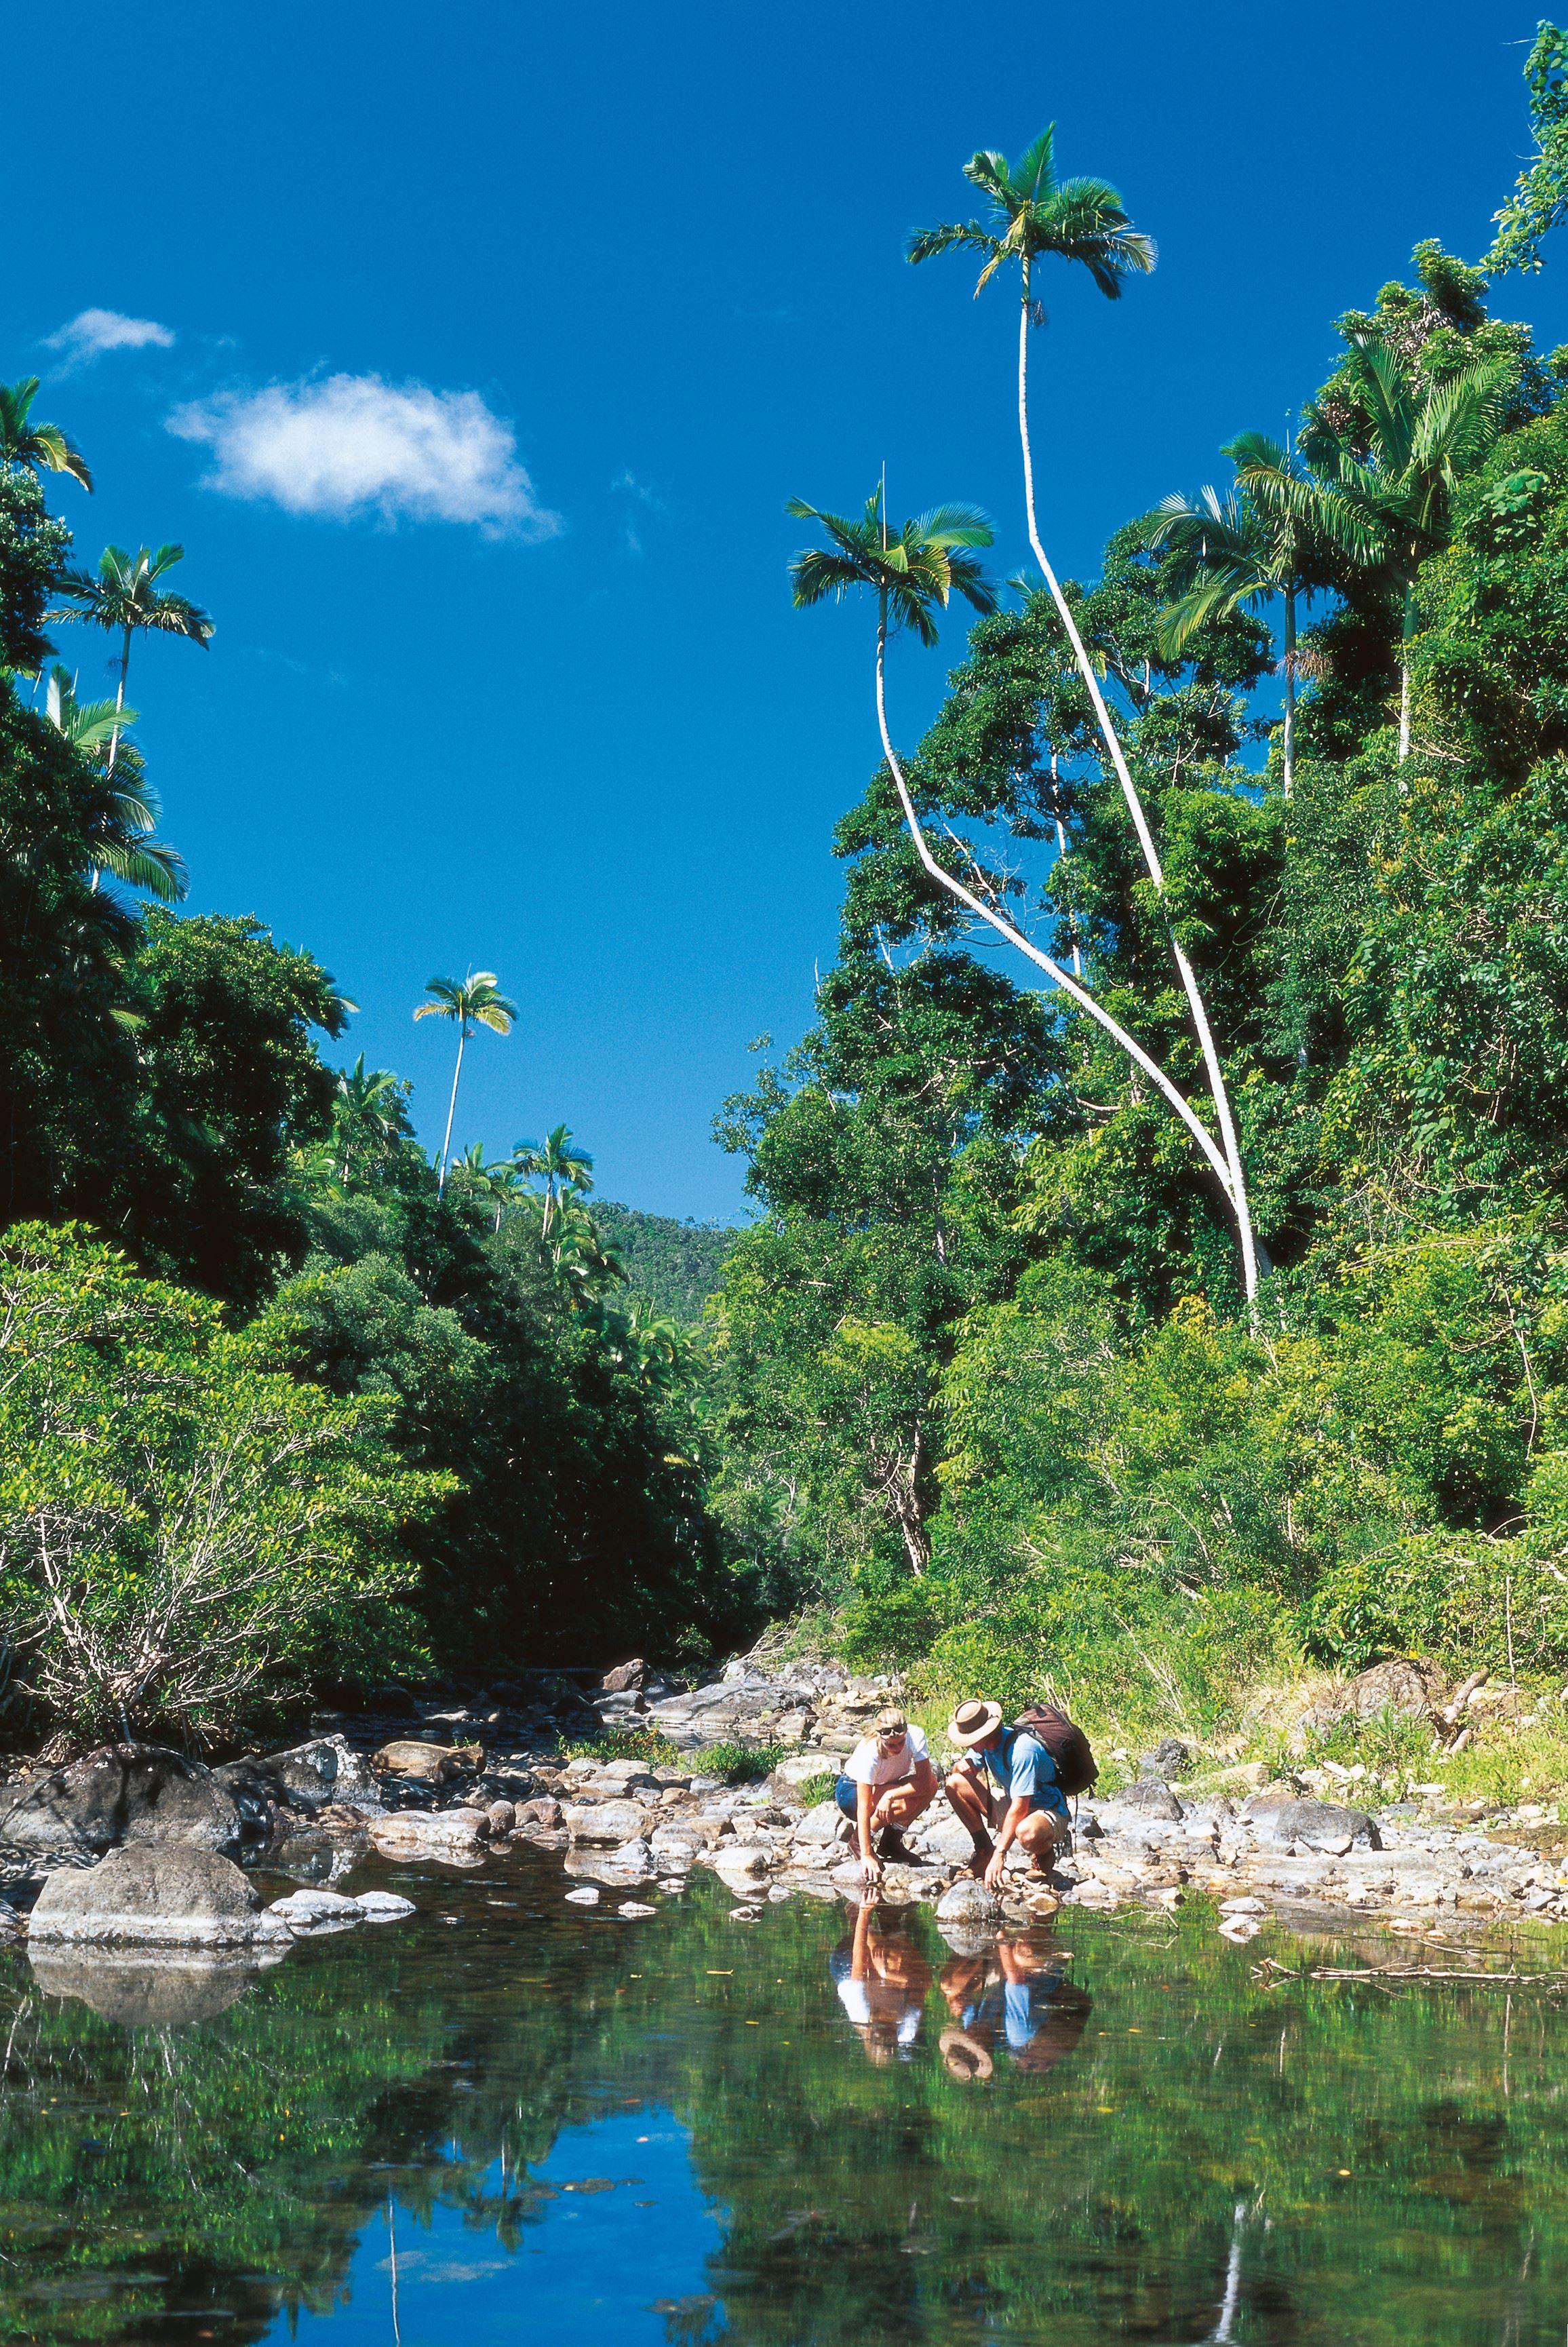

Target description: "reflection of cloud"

left=45, top=308, right=176, bottom=364
left=168, top=374, right=561, bottom=539
left=372, top=2253, right=511, bottom=2284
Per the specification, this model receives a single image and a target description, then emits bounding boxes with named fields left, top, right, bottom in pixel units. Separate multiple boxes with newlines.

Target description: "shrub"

left=0, top=1224, right=441, bottom=1745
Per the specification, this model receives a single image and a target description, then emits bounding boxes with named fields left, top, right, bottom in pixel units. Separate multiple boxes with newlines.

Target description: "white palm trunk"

left=1014, top=266, right=1259, bottom=1308
left=437, top=1025, right=467, bottom=1192
left=1397, top=575, right=1416, bottom=762
left=1281, top=585, right=1296, bottom=802
left=875, top=606, right=1245, bottom=1237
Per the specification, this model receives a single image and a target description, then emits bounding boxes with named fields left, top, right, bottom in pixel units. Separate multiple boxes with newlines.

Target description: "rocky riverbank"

left=3, top=1654, right=1567, bottom=1962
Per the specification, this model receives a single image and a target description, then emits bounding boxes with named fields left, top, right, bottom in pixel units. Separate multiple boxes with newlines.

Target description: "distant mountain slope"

left=593, top=1201, right=736, bottom=1323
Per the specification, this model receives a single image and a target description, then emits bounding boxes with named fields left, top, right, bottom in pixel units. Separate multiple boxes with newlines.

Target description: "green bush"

left=0, top=1224, right=439, bottom=1745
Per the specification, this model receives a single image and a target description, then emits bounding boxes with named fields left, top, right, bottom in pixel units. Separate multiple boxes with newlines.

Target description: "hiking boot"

left=876, top=1825, right=916, bottom=1865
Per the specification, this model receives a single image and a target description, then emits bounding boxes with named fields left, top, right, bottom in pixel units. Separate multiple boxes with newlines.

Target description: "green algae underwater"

left=2, top=1845, right=1568, bottom=2346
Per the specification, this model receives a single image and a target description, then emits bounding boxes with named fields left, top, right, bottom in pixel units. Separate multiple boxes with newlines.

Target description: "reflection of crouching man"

left=944, top=1699, right=1068, bottom=1890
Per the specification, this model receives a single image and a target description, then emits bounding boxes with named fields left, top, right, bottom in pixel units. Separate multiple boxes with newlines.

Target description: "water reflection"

left=829, top=1901, right=933, bottom=2061
left=3, top=1848, right=1568, bottom=2346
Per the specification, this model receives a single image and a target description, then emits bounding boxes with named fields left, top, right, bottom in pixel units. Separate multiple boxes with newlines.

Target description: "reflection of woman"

left=829, top=1901, right=933, bottom=2065
left=937, top=1933, right=1091, bottom=2081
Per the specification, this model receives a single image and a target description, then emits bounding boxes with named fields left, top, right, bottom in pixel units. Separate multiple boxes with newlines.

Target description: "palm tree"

left=413, top=971, right=517, bottom=1190
left=52, top=544, right=212, bottom=773
left=330, top=1055, right=409, bottom=1183
left=0, top=378, right=92, bottom=488
left=1290, top=339, right=1509, bottom=760
left=788, top=486, right=1260, bottom=1307
left=908, top=134, right=1253, bottom=1292
left=44, top=665, right=187, bottom=900
left=513, top=1123, right=595, bottom=1239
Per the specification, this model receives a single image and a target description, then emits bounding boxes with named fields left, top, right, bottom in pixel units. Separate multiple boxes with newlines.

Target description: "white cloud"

left=167, top=373, right=560, bottom=539
left=46, top=308, right=176, bottom=363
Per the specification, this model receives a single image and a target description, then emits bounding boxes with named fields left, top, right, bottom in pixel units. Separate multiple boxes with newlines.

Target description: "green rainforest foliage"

left=7, top=36, right=1568, bottom=1747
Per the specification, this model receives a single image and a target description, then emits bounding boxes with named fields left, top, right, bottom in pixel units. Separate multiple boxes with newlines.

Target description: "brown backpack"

left=1015, top=1704, right=1098, bottom=1798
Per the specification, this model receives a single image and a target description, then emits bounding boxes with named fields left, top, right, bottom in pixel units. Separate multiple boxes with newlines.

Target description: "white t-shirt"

left=844, top=1723, right=929, bottom=1788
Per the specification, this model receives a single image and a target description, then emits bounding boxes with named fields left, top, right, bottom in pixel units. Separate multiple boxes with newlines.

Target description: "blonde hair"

left=871, top=1706, right=909, bottom=1739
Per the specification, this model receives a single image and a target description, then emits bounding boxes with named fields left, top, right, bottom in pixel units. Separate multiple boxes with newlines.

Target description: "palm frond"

left=906, top=219, right=1002, bottom=267
left=1013, top=124, right=1057, bottom=202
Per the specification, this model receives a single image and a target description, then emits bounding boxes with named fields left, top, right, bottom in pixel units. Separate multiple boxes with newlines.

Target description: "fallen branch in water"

left=1256, top=1955, right=1568, bottom=1987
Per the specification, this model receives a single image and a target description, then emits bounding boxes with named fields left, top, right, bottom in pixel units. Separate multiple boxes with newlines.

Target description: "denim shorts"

left=834, top=1773, right=859, bottom=1819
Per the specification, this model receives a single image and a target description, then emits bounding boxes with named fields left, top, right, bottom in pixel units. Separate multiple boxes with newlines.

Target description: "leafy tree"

left=414, top=971, right=517, bottom=1189
left=0, top=459, right=72, bottom=677
left=1486, top=20, right=1568, bottom=277
left=0, top=1223, right=436, bottom=1743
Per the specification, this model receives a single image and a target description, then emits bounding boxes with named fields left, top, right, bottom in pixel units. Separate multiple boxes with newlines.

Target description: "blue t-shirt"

left=975, top=1728, right=1066, bottom=1819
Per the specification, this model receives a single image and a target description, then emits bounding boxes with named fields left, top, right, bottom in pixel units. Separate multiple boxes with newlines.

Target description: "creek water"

left=2, top=1842, right=1567, bottom=2346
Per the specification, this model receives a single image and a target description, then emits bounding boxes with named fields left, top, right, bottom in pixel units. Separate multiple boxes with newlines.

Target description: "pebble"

left=618, top=1901, right=657, bottom=1918
left=564, top=1886, right=600, bottom=1905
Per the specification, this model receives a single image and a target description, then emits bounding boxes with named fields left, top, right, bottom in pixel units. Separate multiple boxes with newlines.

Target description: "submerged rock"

left=28, top=1845, right=291, bottom=1948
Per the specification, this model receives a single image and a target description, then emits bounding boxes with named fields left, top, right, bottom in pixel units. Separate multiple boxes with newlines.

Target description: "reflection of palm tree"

left=413, top=971, right=517, bottom=1191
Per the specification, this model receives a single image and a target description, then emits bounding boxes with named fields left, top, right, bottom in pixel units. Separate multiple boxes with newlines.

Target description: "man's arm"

left=983, top=1795, right=1032, bottom=1890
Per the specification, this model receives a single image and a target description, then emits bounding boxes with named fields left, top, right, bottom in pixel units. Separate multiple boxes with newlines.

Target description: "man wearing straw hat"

left=943, top=1697, right=1067, bottom=1889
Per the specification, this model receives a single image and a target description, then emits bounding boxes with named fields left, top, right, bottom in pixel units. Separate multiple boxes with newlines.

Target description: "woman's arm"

left=857, top=1779, right=881, bottom=1881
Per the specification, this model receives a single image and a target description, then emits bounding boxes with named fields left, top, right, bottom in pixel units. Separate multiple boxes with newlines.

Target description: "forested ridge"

left=7, top=35, right=1568, bottom=1768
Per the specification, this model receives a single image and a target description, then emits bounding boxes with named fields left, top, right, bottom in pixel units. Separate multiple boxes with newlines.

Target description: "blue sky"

left=7, top=3, right=1564, bottom=1222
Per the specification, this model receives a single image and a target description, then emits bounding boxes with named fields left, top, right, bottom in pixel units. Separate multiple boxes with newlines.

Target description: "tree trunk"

left=1015, top=271, right=1258, bottom=1313
left=106, top=623, right=132, bottom=779
left=874, top=598, right=1253, bottom=1294
left=1050, top=750, right=1082, bottom=975
left=437, top=1026, right=466, bottom=1192
left=1282, top=585, right=1296, bottom=802
left=1397, top=574, right=1415, bottom=762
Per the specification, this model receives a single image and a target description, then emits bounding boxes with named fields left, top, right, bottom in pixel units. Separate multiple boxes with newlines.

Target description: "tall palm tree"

left=907, top=134, right=1252, bottom=1288
left=1289, top=339, right=1509, bottom=760
left=788, top=486, right=1260, bottom=1307
left=513, top=1123, right=595, bottom=1239
left=52, top=544, right=212, bottom=773
left=413, top=971, right=517, bottom=1190
left=0, top=378, right=92, bottom=488
left=44, top=665, right=187, bottom=900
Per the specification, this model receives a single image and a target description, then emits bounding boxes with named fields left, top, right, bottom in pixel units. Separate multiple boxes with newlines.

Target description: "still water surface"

left=2, top=1843, right=1567, bottom=2346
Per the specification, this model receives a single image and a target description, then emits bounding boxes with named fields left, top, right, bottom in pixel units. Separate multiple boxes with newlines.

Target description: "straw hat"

left=947, top=1697, right=1003, bottom=1747
left=939, top=2024, right=994, bottom=2082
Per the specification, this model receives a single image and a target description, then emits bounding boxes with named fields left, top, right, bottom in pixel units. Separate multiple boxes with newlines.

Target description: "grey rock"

left=1249, top=1798, right=1381, bottom=1854
left=29, top=1845, right=291, bottom=1947
left=918, top=1812, right=983, bottom=1865
left=355, top=1890, right=415, bottom=1919
left=0, top=1744, right=242, bottom=1858
left=368, top=1808, right=486, bottom=1857
left=601, top=1658, right=646, bottom=1693
left=792, top=1800, right=846, bottom=1848
left=1143, top=1739, right=1192, bottom=1777
left=1344, top=1659, right=1443, bottom=1720
left=216, top=1734, right=384, bottom=1825
left=935, top=1876, right=1003, bottom=1926
left=267, top=1888, right=362, bottom=1926
left=1113, top=1775, right=1185, bottom=1821
left=564, top=1800, right=653, bottom=1845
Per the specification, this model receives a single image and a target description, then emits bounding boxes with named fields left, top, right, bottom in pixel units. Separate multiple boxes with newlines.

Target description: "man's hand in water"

left=983, top=1846, right=1008, bottom=1892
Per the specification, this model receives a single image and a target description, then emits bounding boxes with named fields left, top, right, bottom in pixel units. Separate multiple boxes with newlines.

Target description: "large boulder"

left=1249, top=1797, right=1381, bottom=1855
left=215, top=1734, right=384, bottom=1826
left=791, top=1800, right=846, bottom=1848
left=936, top=1876, right=1002, bottom=1926
left=28, top=1845, right=290, bottom=1948
left=1111, top=1774, right=1185, bottom=1821
left=0, top=1745, right=241, bottom=1857
left=1344, top=1659, right=1443, bottom=1720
